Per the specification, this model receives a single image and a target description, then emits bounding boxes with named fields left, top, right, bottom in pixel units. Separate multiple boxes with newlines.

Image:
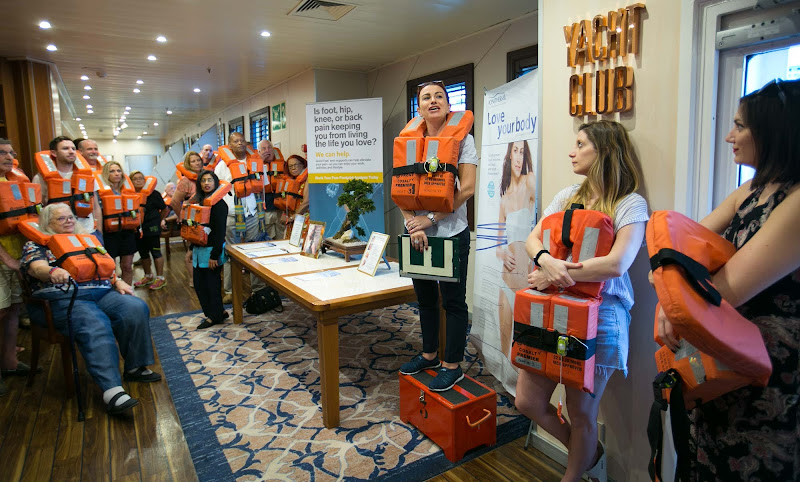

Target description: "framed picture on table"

left=301, top=221, right=326, bottom=259
left=288, top=214, right=307, bottom=247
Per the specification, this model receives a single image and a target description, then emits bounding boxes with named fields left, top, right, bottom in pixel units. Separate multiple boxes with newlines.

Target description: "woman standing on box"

left=657, top=79, right=800, bottom=480
left=519, top=120, right=648, bottom=482
left=189, top=171, right=228, bottom=330
left=398, top=81, right=477, bottom=392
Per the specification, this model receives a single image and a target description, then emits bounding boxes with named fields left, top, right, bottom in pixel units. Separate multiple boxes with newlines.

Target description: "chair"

left=18, top=273, right=75, bottom=397
left=160, top=219, right=186, bottom=259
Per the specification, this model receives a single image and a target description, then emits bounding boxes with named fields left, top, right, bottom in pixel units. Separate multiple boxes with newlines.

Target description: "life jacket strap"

left=512, top=322, right=596, bottom=360
left=650, top=248, right=721, bottom=307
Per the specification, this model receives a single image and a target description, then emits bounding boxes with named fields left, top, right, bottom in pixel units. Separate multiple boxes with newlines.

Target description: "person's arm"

left=170, top=182, right=189, bottom=219
left=0, top=245, right=20, bottom=271
left=700, top=180, right=750, bottom=235
left=495, top=197, right=515, bottom=270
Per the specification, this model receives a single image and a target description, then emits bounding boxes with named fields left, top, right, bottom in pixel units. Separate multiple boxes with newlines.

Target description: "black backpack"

left=244, top=287, right=283, bottom=315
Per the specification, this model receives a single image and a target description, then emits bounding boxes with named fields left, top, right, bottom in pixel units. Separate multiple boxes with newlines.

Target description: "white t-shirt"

left=32, top=170, right=100, bottom=234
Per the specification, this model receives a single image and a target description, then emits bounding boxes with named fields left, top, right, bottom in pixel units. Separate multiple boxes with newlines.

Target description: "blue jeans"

left=411, top=228, right=471, bottom=363
left=30, top=286, right=154, bottom=391
left=595, top=294, right=631, bottom=377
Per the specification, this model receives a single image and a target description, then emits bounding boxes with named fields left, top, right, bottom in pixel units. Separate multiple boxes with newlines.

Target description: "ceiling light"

left=86, top=104, right=93, bottom=109
left=46, top=44, right=57, bottom=52
left=136, top=80, right=144, bottom=84
left=86, top=109, right=93, bottom=114
left=166, top=110, right=172, bottom=115
left=80, top=75, right=89, bottom=81
left=75, top=117, right=81, bottom=121
left=39, top=21, right=52, bottom=29
left=125, top=106, right=131, bottom=110
left=147, top=55, right=157, bottom=61
left=153, top=122, right=159, bottom=126
left=260, top=30, right=271, bottom=37
left=156, top=35, right=167, bottom=43
left=112, top=138, right=117, bottom=143
left=121, top=123, right=128, bottom=128
left=83, top=95, right=90, bottom=100
left=193, top=88, right=201, bottom=93
left=142, top=131, right=148, bottom=135
left=84, top=85, right=92, bottom=90
left=133, top=88, right=140, bottom=93
left=137, top=136, right=142, bottom=139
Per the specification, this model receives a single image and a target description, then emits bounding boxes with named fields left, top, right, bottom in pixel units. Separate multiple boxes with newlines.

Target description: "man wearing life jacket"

left=32, top=136, right=103, bottom=240
left=76, top=138, right=104, bottom=172
left=257, top=139, right=283, bottom=240
left=0, top=139, right=29, bottom=395
left=200, top=144, right=220, bottom=170
left=214, top=132, right=267, bottom=303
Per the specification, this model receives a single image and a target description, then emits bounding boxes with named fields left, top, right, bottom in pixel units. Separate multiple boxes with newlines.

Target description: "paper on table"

left=242, top=248, right=287, bottom=258
left=294, top=271, right=342, bottom=282
left=285, top=263, right=412, bottom=301
left=234, top=242, right=276, bottom=251
left=256, top=256, right=300, bottom=266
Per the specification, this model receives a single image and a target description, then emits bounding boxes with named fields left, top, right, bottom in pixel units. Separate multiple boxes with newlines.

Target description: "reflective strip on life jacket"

left=180, top=180, right=231, bottom=246
left=17, top=220, right=116, bottom=282
left=511, top=289, right=599, bottom=394
left=646, top=210, right=772, bottom=385
left=539, top=204, right=615, bottom=299
left=391, top=110, right=474, bottom=213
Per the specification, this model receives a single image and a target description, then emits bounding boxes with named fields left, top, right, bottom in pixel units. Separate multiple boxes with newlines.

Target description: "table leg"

left=232, top=257, right=244, bottom=324
left=318, top=318, right=340, bottom=428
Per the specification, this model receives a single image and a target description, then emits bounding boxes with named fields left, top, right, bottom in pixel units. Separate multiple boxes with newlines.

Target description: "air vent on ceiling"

left=289, top=0, right=356, bottom=21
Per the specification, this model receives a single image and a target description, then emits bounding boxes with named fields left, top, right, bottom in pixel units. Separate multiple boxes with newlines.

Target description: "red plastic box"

left=399, top=370, right=497, bottom=462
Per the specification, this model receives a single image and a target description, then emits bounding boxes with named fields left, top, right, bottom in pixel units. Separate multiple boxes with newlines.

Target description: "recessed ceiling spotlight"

left=260, top=30, right=271, bottom=37
left=112, top=138, right=118, bottom=143
left=39, top=21, right=52, bottom=29
left=153, top=122, right=159, bottom=126
left=193, top=88, right=201, bottom=93
left=121, top=123, right=128, bottom=128
left=133, top=88, right=140, bottom=93
left=80, top=75, right=89, bottom=81
left=142, top=131, right=148, bottom=135
left=74, top=117, right=81, bottom=121
left=137, top=136, right=142, bottom=139
left=125, top=106, right=131, bottom=110
left=147, top=55, right=157, bottom=61
left=136, top=80, right=144, bottom=85
left=83, top=95, right=90, bottom=100
left=84, top=85, right=92, bottom=90
left=87, top=109, right=94, bottom=114
left=166, top=110, right=172, bottom=115
left=46, top=44, right=57, bottom=52
left=156, top=35, right=167, bottom=43
left=86, top=104, right=93, bottom=109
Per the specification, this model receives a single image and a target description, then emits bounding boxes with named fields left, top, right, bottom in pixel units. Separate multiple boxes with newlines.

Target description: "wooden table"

left=226, top=240, right=417, bottom=428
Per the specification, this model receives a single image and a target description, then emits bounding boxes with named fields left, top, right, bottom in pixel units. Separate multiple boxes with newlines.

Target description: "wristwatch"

left=427, top=212, right=437, bottom=226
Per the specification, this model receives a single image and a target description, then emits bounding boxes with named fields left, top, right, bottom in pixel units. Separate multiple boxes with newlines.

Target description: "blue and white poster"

left=472, top=70, right=539, bottom=395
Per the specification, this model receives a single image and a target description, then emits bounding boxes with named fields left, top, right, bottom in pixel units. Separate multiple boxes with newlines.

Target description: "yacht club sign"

left=565, top=3, right=646, bottom=116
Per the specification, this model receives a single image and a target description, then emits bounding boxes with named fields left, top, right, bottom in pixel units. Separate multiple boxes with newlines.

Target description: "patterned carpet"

left=149, top=300, right=529, bottom=481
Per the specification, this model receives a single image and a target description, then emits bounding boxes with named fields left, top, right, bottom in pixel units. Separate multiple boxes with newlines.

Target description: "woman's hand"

left=527, top=269, right=551, bottom=291
left=115, top=279, right=134, bottom=295
left=502, top=248, right=516, bottom=271
left=405, top=214, right=434, bottom=234
left=536, top=255, right=582, bottom=288
left=410, top=231, right=428, bottom=252
left=160, top=219, right=167, bottom=230
left=208, top=259, right=219, bottom=269
left=49, top=267, right=71, bottom=285
left=656, top=305, right=680, bottom=351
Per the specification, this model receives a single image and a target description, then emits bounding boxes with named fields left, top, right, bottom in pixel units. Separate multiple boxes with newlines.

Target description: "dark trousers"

left=411, top=228, right=470, bottom=363
left=193, top=266, right=225, bottom=323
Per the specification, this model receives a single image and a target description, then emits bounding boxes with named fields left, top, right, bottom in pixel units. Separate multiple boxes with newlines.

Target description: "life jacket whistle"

left=17, top=219, right=116, bottom=282
left=34, top=151, right=95, bottom=218
left=646, top=210, right=772, bottom=385
left=391, top=110, right=473, bottom=213
left=511, top=289, right=600, bottom=393
left=180, top=180, right=232, bottom=246
left=539, top=204, right=614, bottom=299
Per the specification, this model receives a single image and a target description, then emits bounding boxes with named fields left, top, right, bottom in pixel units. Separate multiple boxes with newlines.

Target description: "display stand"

left=322, top=237, right=367, bottom=262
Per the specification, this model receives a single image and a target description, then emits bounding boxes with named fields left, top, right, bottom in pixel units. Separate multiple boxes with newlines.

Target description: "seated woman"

left=21, top=203, right=161, bottom=416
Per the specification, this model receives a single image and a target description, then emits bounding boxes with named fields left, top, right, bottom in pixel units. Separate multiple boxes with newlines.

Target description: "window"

left=217, top=121, right=225, bottom=146
left=249, top=107, right=271, bottom=146
left=406, top=64, right=474, bottom=121
left=228, top=116, right=244, bottom=138
left=507, top=45, right=538, bottom=82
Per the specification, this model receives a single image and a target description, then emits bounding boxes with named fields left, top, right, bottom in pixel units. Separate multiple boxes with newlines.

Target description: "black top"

left=141, top=190, right=166, bottom=237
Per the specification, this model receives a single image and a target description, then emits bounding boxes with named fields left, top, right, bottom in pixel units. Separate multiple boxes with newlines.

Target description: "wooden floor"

left=0, top=239, right=564, bottom=482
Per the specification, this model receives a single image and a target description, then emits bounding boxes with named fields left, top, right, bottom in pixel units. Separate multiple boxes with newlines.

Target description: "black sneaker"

left=428, top=366, right=464, bottom=392
left=399, top=354, right=441, bottom=375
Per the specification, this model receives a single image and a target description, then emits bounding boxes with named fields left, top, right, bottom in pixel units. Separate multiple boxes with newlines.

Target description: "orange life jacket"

left=217, top=145, right=265, bottom=198
left=206, top=152, right=221, bottom=170
left=95, top=173, right=140, bottom=232
left=180, top=181, right=232, bottom=246
left=135, top=176, right=157, bottom=223
left=537, top=205, right=615, bottom=299
left=511, top=289, right=600, bottom=393
left=17, top=219, right=116, bottom=282
left=273, top=167, right=307, bottom=213
left=391, top=110, right=473, bottom=213
left=6, top=159, right=31, bottom=183
left=646, top=210, right=772, bottom=384
left=85, top=153, right=108, bottom=172
left=0, top=181, right=42, bottom=235
left=175, top=164, right=201, bottom=182
left=34, top=151, right=95, bottom=218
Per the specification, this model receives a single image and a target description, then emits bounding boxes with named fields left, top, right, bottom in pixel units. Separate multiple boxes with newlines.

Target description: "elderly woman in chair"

left=20, top=203, right=161, bottom=416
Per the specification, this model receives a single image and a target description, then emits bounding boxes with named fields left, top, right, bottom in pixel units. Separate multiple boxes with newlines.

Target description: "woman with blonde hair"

left=99, top=161, right=137, bottom=284
left=519, top=120, right=649, bottom=481
left=170, top=151, right=204, bottom=287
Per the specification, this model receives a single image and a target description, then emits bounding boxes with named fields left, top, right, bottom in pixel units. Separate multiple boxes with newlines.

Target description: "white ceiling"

left=0, top=0, right=535, bottom=141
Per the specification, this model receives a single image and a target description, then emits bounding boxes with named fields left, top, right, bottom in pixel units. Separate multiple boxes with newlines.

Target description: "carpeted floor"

left=149, top=300, right=529, bottom=481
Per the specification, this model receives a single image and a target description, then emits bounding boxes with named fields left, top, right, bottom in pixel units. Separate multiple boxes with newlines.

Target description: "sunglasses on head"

left=416, top=80, right=446, bottom=97
left=754, top=78, right=789, bottom=107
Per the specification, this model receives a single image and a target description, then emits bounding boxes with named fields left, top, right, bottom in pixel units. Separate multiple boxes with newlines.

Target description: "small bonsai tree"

left=333, top=179, right=375, bottom=241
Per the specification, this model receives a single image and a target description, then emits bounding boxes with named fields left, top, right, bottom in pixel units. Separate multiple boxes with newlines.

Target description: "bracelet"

left=533, top=249, right=550, bottom=267
left=48, top=266, right=59, bottom=275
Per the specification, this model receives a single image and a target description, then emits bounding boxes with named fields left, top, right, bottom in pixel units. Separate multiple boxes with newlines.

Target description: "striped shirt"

left=543, top=184, right=649, bottom=310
